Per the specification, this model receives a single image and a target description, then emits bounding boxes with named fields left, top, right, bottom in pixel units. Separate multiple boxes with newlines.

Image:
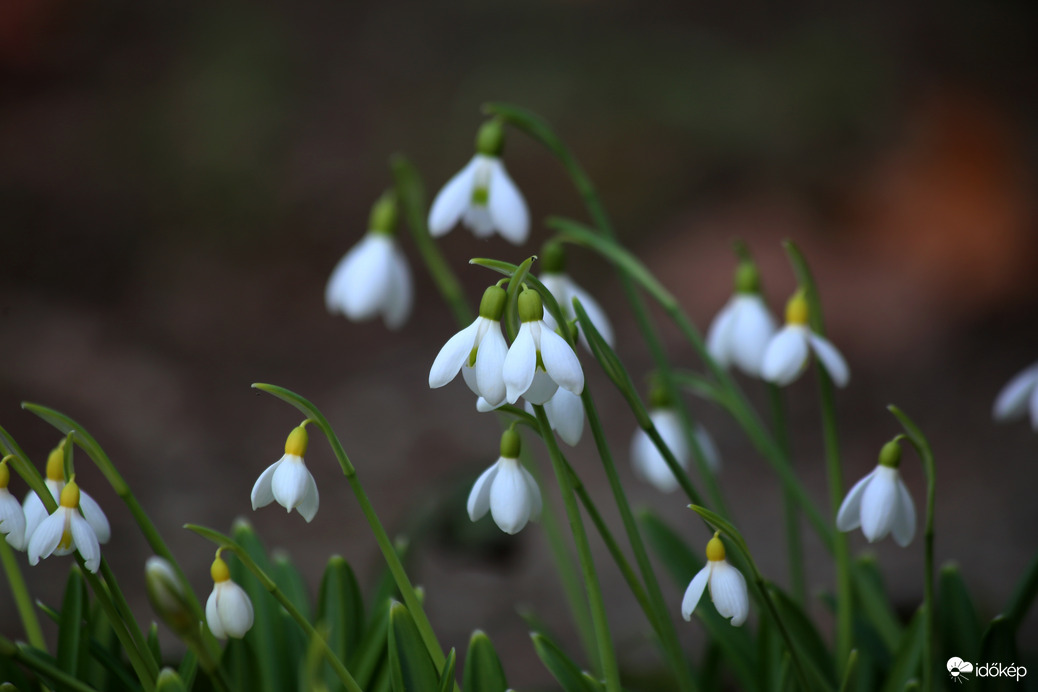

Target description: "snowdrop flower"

left=0, top=458, right=27, bottom=550
left=28, top=477, right=101, bottom=573
left=206, top=551, right=254, bottom=639
left=762, top=290, right=849, bottom=387
left=428, top=120, right=529, bottom=244
left=525, top=387, right=585, bottom=446
left=503, top=288, right=584, bottom=405
left=467, top=429, right=542, bottom=535
left=325, top=192, right=413, bottom=330
left=631, top=406, right=721, bottom=493
left=145, top=556, right=196, bottom=636
left=682, top=532, right=749, bottom=626
left=538, top=241, right=614, bottom=349
left=706, top=260, right=776, bottom=378
left=429, top=285, right=509, bottom=408
left=252, top=424, right=319, bottom=522
left=23, top=443, right=110, bottom=546
left=992, top=361, right=1038, bottom=430
left=837, top=439, right=916, bottom=547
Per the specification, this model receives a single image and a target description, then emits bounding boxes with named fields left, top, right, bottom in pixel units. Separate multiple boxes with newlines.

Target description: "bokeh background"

left=2, top=1, right=1037, bottom=687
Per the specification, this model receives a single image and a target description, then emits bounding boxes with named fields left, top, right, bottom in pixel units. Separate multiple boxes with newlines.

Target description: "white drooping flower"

left=251, top=424, right=319, bottom=523
left=537, top=238, right=613, bottom=349
left=467, top=430, right=542, bottom=535
left=992, top=361, right=1038, bottom=430
left=503, top=288, right=584, bottom=405
left=630, top=407, right=721, bottom=493
left=707, top=261, right=776, bottom=377
left=23, top=444, right=110, bottom=547
left=761, top=290, right=849, bottom=387
left=27, top=478, right=102, bottom=573
left=429, top=285, right=509, bottom=408
left=836, top=440, right=916, bottom=547
left=682, top=533, right=749, bottom=626
left=325, top=192, right=413, bottom=329
left=428, top=120, right=529, bottom=244
left=205, top=552, right=254, bottom=639
left=0, top=460, right=27, bottom=550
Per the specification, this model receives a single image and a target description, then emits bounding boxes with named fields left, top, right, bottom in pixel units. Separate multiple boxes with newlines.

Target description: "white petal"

left=342, top=235, right=397, bottom=321
left=569, top=282, right=614, bottom=348
left=271, top=456, right=312, bottom=514
left=655, top=409, right=691, bottom=465
left=706, top=299, right=738, bottom=368
left=761, top=326, right=810, bottom=386
left=1030, top=380, right=1038, bottom=431
left=69, top=513, right=101, bottom=573
left=681, top=565, right=710, bottom=621
left=324, top=246, right=356, bottom=313
left=992, top=362, right=1038, bottom=422
left=630, top=411, right=686, bottom=493
left=474, top=321, right=508, bottom=407
left=523, top=369, right=560, bottom=406
left=538, top=326, right=584, bottom=395
left=708, top=560, right=749, bottom=626
left=428, top=156, right=479, bottom=236
left=860, top=466, right=899, bottom=542
left=520, top=466, right=543, bottom=519
left=0, top=491, right=27, bottom=550
left=206, top=587, right=226, bottom=638
left=78, top=490, right=110, bottom=544
left=489, top=459, right=533, bottom=534
left=28, top=511, right=65, bottom=565
left=807, top=333, right=850, bottom=388
left=216, top=581, right=254, bottom=639
left=381, top=246, right=413, bottom=330
left=891, top=478, right=916, bottom=547
left=462, top=205, right=495, bottom=236
left=475, top=396, right=502, bottom=413
left=836, top=467, right=877, bottom=532
left=251, top=460, right=281, bottom=510
left=503, top=323, right=538, bottom=404
left=296, top=467, right=320, bottom=523
left=487, top=159, right=529, bottom=245
left=730, top=296, right=777, bottom=378
left=429, top=321, right=480, bottom=389
left=545, top=388, right=584, bottom=446
left=467, top=462, right=500, bottom=521
left=694, top=423, right=722, bottom=473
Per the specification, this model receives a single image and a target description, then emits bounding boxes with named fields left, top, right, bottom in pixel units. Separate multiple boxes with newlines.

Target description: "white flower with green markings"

left=251, top=424, right=319, bottom=523
left=205, top=552, right=254, bottom=639
left=429, top=285, right=509, bottom=408
left=837, top=439, right=916, bottom=546
left=27, top=477, right=102, bottom=573
left=762, top=290, right=849, bottom=387
left=503, top=288, right=584, bottom=405
left=467, top=430, right=542, bottom=535
left=682, top=533, right=749, bottom=626
left=0, top=459, right=27, bottom=550
left=707, top=261, right=776, bottom=378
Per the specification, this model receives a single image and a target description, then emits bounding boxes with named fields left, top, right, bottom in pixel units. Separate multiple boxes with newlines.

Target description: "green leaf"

left=462, top=630, right=508, bottom=692
left=145, top=623, right=161, bottom=672
left=155, top=667, right=189, bottom=692
left=880, top=608, right=924, bottom=692
left=850, top=556, right=902, bottom=653
left=980, top=615, right=1017, bottom=670
left=531, top=632, right=599, bottom=692
left=937, top=563, right=981, bottom=663
left=56, top=566, right=87, bottom=677
left=768, top=585, right=835, bottom=688
left=272, top=551, right=312, bottom=622
left=437, top=648, right=457, bottom=692
left=388, top=602, right=439, bottom=692
left=316, top=555, right=366, bottom=688
left=571, top=297, right=646, bottom=425
left=1002, top=552, right=1038, bottom=632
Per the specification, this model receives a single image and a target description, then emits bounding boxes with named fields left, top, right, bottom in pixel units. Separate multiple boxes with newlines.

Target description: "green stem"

left=768, top=385, right=805, bottom=606
left=1, top=636, right=101, bottom=692
left=100, top=559, right=160, bottom=674
left=83, top=560, right=158, bottom=690
left=533, top=404, right=621, bottom=692
left=0, top=538, right=45, bottom=649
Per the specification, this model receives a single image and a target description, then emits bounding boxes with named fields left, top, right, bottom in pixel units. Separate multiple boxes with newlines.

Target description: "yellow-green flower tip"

left=0, top=462, right=8, bottom=488
left=59, top=479, right=80, bottom=509
left=46, top=444, right=65, bottom=481
left=500, top=429, right=521, bottom=458
left=517, top=288, right=544, bottom=323
left=369, top=191, right=398, bottom=235
left=734, top=261, right=760, bottom=294
left=211, top=556, right=230, bottom=583
left=785, top=290, right=809, bottom=326
left=705, top=535, right=726, bottom=562
left=478, top=285, right=507, bottom=320
left=475, top=119, right=505, bottom=157
left=878, top=439, right=902, bottom=468
left=284, top=426, right=309, bottom=457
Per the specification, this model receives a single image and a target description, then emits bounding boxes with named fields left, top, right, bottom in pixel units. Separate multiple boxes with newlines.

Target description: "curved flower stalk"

left=538, top=241, right=614, bottom=350
left=681, top=532, right=749, bottom=626
left=630, top=407, right=720, bottom=492
left=428, top=119, right=529, bottom=244
left=836, top=438, right=916, bottom=546
left=707, top=259, right=776, bottom=378
left=992, top=361, right=1038, bottom=430
left=23, top=443, right=110, bottom=546
left=467, top=429, right=542, bottom=534
left=429, top=285, right=509, bottom=408
left=27, top=477, right=101, bottom=573
left=0, top=458, right=27, bottom=550
left=251, top=423, right=319, bottom=522
left=503, top=288, right=584, bottom=405
left=205, top=551, right=254, bottom=639
left=762, top=290, right=849, bottom=387
left=325, top=192, right=413, bottom=329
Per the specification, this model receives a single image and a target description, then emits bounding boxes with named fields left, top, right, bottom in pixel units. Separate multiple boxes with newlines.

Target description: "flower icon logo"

left=947, top=657, right=974, bottom=683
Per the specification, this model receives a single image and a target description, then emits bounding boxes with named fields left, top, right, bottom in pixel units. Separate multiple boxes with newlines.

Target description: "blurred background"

left=2, top=0, right=1037, bottom=687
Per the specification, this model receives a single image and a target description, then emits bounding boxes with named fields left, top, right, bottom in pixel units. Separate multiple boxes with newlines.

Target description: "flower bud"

left=368, top=191, right=398, bottom=235
left=734, top=261, right=760, bottom=294
left=878, top=439, right=902, bottom=469
left=500, top=429, right=521, bottom=459
left=145, top=557, right=196, bottom=636
left=475, top=119, right=505, bottom=157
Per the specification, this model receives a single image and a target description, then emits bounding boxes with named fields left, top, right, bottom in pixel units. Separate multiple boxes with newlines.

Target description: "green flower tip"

left=734, top=260, right=761, bottom=294
left=541, top=240, right=567, bottom=273
left=478, top=285, right=507, bottom=320
left=517, top=288, right=544, bottom=323
left=369, top=191, right=398, bottom=235
left=475, top=119, right=505, bottom=157
left=878, top=439, right=901, bottom=468
left=648, top=383, right=673, bottom=409
left=500, top=429, right=521, bottom=458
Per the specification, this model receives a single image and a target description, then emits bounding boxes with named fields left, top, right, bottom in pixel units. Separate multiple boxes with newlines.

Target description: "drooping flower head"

left=682, top=532, right=749, bottom=626
left=145, top=556, right=196, bottom=637
left=326, top=191, right=413, bottom=329
left=707, top=258, right=777, bottom=378
left=205, top=550, right=254, bottom=639
left=631, top=407, right=722, bottom=493
left=251, top=423, right=320, bottom=522
left=0, top=457, right=27, bottom=551
left=23, top=442, right=110, bottom=547
left=992, top=361, right=1038, bottom=430
left=428, top=119, right=529, bottom=244
left=28, top=476, right=102, bottom=573
left=836, top=438, right=916, bottom=546
left=762, top=290, right=849, bottom=387
left=429, top=285, right=509, bottom=408
left=503, top=288, right=584, bottom=405
left=467, top=429, right=542, bottom=535
left=538, top=240, right=614, bottom=350
left=526, top=386, right=585, bottom=446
